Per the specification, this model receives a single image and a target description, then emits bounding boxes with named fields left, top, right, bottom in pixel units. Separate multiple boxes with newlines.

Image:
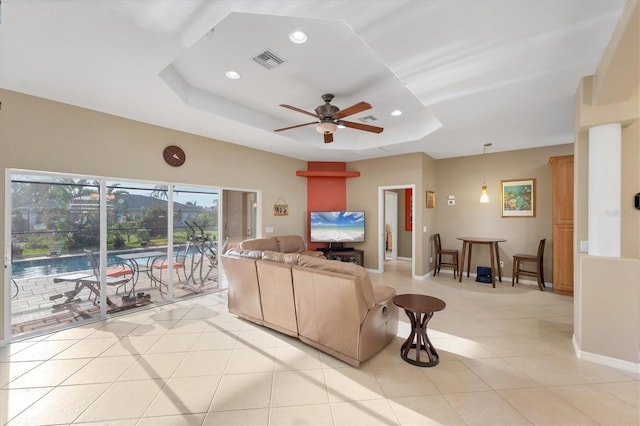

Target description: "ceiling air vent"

left=252, top=50, right=286, bottom=70
left=354, top=147, right=389, bottom=157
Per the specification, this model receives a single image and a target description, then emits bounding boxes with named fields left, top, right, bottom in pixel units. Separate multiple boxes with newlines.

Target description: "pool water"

left=11, top=252, right=164, bottom=279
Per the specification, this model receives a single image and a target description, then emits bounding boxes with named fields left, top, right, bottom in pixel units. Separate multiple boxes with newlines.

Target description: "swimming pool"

left=11, top=250, right=166, bottom=279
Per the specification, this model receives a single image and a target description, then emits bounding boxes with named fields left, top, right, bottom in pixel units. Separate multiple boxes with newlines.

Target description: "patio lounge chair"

left=50, top=251, right=134, bottom=308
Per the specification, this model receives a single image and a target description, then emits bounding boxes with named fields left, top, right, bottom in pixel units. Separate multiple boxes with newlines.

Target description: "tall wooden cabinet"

left=549, top=155, right=574, bottom=295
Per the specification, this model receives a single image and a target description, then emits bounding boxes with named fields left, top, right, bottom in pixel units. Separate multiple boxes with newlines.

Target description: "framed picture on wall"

left=273, top=197, right=289, bottom=216
left=426, top=190, right=435, bottom=208
left=501, top=179, right=536, bottom=217
left=405, top=188, right=412, bottom=231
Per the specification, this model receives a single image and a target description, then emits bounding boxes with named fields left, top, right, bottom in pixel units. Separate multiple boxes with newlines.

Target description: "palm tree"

left=150, top=184, right=168, bottom=200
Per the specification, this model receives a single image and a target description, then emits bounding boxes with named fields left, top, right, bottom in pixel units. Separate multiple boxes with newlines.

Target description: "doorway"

left=384, top=191, right=398, bottom=261
left=220, top=189, right=259, bottom=249
left=378, top=185, right=415, bottom=277
left=219, top=189, right=258, bottom=290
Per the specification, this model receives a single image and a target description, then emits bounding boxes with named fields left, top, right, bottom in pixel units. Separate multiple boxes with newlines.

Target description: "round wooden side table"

left=393, top=294, right=446, bottom=367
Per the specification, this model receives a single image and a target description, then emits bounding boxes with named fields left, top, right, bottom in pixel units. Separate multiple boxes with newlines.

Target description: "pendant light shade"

left=480, top=184, right=489, bottom=203
left=316, top=121, right=337, bottom=134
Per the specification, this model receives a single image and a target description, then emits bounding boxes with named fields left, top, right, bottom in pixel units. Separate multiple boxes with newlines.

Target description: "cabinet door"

left=553, top=157, right=574, bottom=225
left=550, top=155, right=574, bottom=295
left=553, top=224, right=574, bottom=294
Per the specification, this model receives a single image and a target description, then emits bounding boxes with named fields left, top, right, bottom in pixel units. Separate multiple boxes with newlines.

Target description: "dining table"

left=456, top=237, right=507, bottom=288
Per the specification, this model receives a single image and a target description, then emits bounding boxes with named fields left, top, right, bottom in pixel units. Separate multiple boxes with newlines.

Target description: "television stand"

left=318, top=246, right=354, bottom=253
left=324, top=249, right=364, bottom=267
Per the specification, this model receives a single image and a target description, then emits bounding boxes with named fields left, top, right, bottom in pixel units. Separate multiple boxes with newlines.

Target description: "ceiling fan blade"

left=341, top=120, right=384, bottom=134
left=273, top=121, right=317, bottom=132
left=279, top=104, right=319, bottom=118
left=323, top=132, right=334, bottom=144
left=332, top=101, right=371, bottom=119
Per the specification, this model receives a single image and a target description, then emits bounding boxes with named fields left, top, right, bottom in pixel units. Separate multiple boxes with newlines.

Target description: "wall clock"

left=163, top=145, right=186, bottom=167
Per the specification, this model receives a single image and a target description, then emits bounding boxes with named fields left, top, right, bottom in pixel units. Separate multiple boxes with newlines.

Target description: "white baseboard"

left=573, top=335, right=640, bottom=374
left=433, top=269, right=550, bottom=288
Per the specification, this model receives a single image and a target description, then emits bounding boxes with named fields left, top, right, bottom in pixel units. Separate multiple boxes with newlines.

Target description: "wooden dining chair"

left=511, top=239, right=546, bottom=291
left=433, top=233, right=458, bottom=279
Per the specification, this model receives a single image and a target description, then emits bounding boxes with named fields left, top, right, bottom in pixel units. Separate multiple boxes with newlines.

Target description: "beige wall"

left=573, top=0, right=640, bottom=368
left=421, top=153, right=438, bottom=272
left=434, top=144, right=573, bottom=282
left=347, top=153, right=427, bottom=275
left=0, top=89, right=308, bottom=341
left=345, top=144, right=573, bottom=282
left=579, top=256, right=640, bottom=364
left=621, top=120, right=640, bottom=259
left=0, top=89, right=309, bottom=236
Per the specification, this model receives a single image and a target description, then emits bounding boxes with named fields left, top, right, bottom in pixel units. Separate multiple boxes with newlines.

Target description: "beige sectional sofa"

left=221, top=235, right=399, bottom=367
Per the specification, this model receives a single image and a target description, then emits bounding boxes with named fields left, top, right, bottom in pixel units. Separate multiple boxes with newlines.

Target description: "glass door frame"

left=4, top=169, right=236, bottom=343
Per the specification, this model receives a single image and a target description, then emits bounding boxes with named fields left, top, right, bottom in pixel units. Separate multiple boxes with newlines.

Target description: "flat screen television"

left=309, top=211, right=365, bottom=243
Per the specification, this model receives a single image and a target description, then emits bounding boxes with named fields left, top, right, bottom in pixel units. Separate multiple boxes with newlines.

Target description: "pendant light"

left=480, top=185, right=489, bottom=203
left=480, top=143, right=492, bottom=203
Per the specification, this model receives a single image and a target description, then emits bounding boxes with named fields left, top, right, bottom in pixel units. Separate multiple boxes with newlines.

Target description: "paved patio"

left=10, top=263, right=221, bottom=337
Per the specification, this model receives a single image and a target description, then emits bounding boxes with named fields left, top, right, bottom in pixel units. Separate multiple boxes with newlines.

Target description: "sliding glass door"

left=171, top=185, right=220, bottom=299
left=10, top=173, right=102, bottom=336
left=7, top=171, right=228, bottom=340
left=104, top=180, right=168, bottom=314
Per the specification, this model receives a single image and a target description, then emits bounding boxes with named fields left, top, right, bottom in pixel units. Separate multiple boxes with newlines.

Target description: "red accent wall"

left=304, top=162, right=348, bottom=250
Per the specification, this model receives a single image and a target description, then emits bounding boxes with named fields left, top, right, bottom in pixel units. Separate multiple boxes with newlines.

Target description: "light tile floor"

left=1, top=260, right=639, bottom=425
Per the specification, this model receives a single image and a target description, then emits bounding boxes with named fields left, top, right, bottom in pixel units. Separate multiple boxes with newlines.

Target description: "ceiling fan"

left=274, top=94, right=384, bottom=143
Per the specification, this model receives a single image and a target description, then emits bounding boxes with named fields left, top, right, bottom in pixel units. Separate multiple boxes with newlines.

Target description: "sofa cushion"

left=240, top=237, right=279, bottom=252
left=262, top=250, right=299, bottom=264
left=256, top=257, right=298, bottom=336
left=276, top=235, right=306, bottom=253
left=296, top=254, right=375, bottom=309
left=225, top=248, right=263, bottom=259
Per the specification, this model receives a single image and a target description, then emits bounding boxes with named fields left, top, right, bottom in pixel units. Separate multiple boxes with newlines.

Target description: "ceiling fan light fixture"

left=275, top=94, right=382, bottom=141
left=289, top=31, right=308, bottom=44
left=316, top=121, right=337, bottom=134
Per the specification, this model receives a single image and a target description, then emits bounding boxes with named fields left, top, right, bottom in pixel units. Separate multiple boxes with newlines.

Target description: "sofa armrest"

left=220, top=253, right=263, bottom=324
left=373, top=285, right=395, bottom=305
left=359, top=286, right=398, bottom=363
left=301, top=250, right=325, bottom=258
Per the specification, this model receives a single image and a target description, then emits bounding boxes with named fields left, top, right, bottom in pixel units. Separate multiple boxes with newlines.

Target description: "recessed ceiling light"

left=225, top=70, right=240, bottom=79
left=391, top=110, right=402, bottom=116
left=289, top=31, right=308, bottom=44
